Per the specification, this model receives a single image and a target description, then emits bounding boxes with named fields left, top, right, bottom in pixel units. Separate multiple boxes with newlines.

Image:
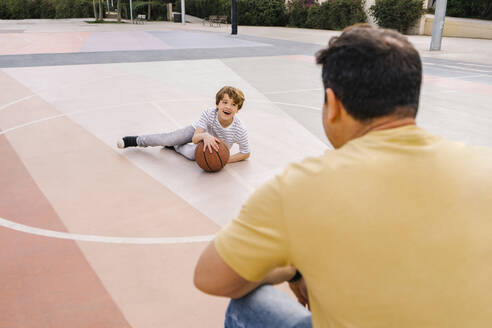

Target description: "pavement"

left=1, top=19, right=491, bottom=328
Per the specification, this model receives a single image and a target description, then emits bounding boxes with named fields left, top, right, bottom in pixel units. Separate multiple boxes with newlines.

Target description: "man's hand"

left=289, top=277, right=310, bottom=309
left=203, top=133, right=220, bottom=153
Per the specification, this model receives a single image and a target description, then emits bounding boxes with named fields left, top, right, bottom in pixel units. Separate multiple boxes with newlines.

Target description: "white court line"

left=424, top=62, right=492, bottom=74
left=0, top=94, right=35, bottom=112
left=250, top=100, right=320, bottom=111
left=263, top=88, right=322, bottom=95
left=0, top=98, right=320, bottom=136
left=0, top=96, right=317, bottom=243
left=0, top=217, right=214, bottom=244
left=457, top=62, right=492, bottom=69
left=0, top=97, right=209, bottom=136
left=423, top=74, right=485, bottom=81
left=151, top=101, right=182, bottom=128
left=0, top=111, right=74, bottom=135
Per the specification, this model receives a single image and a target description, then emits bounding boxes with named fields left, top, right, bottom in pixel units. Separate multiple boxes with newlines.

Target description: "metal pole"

left=231, top=0, right=237, bottom=35
left=430, top=0, right=447, bottom=51
left=181, top=0, right=185, bottom=24
left=129, top=0, right=133, bottom=23
left=106, top=0, right=109, bottom=11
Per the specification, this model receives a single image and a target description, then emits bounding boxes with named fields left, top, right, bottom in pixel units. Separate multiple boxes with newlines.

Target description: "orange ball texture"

left=195, top=140, right=230, bottom=172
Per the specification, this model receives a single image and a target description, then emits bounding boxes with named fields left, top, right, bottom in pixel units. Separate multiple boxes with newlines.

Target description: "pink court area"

left=0, top=50, right=327, bottom=326
left=0, top=30, right=170, bottom=55
left=0, top=71, right=227, bottom=327
left=0, top=29, right=266, bottom=55
left=2, top=21, right=492, bottom=326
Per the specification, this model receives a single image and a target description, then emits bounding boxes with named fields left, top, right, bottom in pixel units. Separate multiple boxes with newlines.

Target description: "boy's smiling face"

left=217, top=93, right=239, bottom=127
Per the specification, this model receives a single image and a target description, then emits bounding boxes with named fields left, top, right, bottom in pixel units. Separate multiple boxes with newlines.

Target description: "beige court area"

left=1, top=19, right=492, bottom=327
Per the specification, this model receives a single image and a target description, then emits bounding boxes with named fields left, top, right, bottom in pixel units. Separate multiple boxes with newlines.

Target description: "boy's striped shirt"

left=192, top=108, right=250, bottom=154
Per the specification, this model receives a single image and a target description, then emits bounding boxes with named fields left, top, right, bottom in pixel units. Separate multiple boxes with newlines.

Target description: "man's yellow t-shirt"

left=215, top=125, right=492, bottom=328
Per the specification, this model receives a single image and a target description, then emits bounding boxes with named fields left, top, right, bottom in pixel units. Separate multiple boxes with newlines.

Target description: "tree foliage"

left=287, top=0, right=366, bottom=30
left=0, top=0, right=93, bottom=19
left=446, top=0, right=492, bottom=20
left=183, top=0, right=287, bottom=26
left=370, top=0, right=424, bottom=33
left=286, top=0, right=312, bottom=28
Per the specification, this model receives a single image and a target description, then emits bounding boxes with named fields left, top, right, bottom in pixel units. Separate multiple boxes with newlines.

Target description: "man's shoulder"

left=278, top=153, right=333, bottom=186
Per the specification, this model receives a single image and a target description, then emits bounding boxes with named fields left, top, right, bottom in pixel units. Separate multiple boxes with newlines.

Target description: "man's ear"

left=326, top=88, right=342, bottom=123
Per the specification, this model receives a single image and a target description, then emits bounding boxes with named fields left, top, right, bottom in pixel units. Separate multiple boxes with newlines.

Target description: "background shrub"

left=54, top=0, right=93, bottom=18
left=237, top=0, right=287, bottom=26
left=183, top=0, right=229, bottom=19
left=183, top=0, right=286, bottom=26
left=370, top=0, right=424, bottom=33
left=305, top=0, right=366, bottom=30
left=328, top=0, right=367, bottom=30
left=131, top=0, right=169, bottom=20
left=2, top=0, right=29, bottom=19
left=27, top=0, right=56, bottom=18
left=0, top=0, right=92, bottom=19
left=286, top=0, right=311, bottom=28
left=445, top=0, right=492, bottom=20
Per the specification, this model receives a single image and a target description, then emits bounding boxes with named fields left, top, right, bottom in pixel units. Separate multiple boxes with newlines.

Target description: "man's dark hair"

left=316, top=24, right=422, bottom=121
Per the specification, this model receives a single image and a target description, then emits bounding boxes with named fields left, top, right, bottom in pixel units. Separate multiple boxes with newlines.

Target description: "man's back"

left=195, top=26, right=492, bottom=328
left=280, top=125, right=492, bottom=327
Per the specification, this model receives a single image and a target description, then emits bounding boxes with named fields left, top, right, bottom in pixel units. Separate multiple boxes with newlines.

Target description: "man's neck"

left=350, top=116, right=416, bottom=142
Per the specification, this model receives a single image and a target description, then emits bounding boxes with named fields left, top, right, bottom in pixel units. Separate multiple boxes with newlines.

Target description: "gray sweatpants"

left=136, top=125, right=197, bottom=160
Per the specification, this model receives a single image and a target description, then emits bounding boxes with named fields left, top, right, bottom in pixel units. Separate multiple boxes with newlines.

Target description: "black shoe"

left=117, top=136, right=138, bottom=148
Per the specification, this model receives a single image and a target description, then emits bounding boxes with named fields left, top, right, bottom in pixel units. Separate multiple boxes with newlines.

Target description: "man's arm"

left=194, top=241, right=296, bottom=299
left=228, top=152, right=250, bottom=163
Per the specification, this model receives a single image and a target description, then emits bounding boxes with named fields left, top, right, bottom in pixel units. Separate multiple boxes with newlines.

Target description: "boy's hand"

left=203, top=133, right=220, bottom=153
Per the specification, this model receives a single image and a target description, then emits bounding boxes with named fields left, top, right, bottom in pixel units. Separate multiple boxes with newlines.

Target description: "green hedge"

left=446, top=0, right=492, bottom=20
left=182, top=0, right=287, bottom=26
left=130, top=1, right=168, bottom=21
left=287, top=0, right=310, bottom=28
left=54, top=0, right=93, bottom=18
left=0, top=0, right=28, bottom=19
left=181, top=0, right=229, bottom=20
left=0, top=0, right=94, bottom=19
left=287, top=0, right=366, bottom=30
left=238, top=0, right=286, bottom=26
left=370, top=0, right=424, bottom=33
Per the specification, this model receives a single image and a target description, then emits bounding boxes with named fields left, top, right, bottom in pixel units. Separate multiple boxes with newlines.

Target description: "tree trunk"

left=98, top=0, right=103, bottom=20
left=117, top=0, right=121, bottom=22
left=93, top=0, right=97, bottom=19
left=148, top=0, right=151, bottom=20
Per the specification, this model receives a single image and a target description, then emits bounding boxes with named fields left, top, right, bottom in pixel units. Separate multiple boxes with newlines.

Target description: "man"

left=194, top=25, right=492, bottom=328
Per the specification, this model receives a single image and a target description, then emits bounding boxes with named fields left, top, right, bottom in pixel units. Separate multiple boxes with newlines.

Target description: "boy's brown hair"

left=216, top=86, right=245, bottom=109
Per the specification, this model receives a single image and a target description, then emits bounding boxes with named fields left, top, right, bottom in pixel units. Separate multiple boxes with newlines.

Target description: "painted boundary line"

left=0, top=97, right=322, bottom=136
left=0, top=217, right=215, bottom=244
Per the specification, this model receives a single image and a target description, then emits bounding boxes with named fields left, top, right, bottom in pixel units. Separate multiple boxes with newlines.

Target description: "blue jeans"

left=225, top=285, right=312, bottom=328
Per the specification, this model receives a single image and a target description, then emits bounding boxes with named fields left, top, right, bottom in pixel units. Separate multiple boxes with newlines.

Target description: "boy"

left=117, top=86, right=250, bottom=163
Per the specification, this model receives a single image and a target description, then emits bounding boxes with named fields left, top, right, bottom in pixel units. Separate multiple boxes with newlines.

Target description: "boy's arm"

left=192, top=128, right=220, bottom=152
left=228, top=152, right=250, bottom=163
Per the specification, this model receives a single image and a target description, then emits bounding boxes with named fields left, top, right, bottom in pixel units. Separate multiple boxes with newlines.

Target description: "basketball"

left=195, top=140, right=230, bottom=172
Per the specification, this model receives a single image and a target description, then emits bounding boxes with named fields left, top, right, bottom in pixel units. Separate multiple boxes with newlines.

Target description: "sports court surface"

left=1, top=19, right=492, bottom=327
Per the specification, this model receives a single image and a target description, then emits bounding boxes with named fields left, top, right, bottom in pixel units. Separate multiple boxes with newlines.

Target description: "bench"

left=204, top=15, right=227, bottom=27
left=135, top=14, right=146, bottom=24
